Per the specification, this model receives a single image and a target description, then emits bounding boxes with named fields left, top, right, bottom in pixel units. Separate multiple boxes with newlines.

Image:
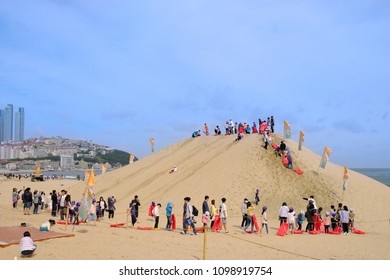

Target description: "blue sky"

left=1, top=0, right=389, bottom=168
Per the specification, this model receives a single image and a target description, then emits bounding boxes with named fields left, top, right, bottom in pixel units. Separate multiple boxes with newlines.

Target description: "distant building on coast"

left=60, top=154, right=75, bottom=167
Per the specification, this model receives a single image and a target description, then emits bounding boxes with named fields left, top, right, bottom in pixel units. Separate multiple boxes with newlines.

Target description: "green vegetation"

left=79, top=150, right=136, bottom=166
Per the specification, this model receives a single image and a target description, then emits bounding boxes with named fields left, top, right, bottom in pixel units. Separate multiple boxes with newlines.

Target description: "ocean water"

left=352, top=168, right=390, bottom=187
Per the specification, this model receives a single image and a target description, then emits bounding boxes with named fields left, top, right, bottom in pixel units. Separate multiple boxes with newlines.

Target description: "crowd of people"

left=192, top=116, right=275, bottom=138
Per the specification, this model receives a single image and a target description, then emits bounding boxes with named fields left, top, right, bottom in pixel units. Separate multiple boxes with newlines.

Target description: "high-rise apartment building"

left=0, top=104, right=25, bottom=142
left=15, top=107, right=25, bottom=141
left=2, top=104, right=13, bottom=142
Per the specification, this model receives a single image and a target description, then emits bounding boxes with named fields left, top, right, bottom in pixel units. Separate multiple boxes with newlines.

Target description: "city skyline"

left=1, top=1, right=389, bottom=168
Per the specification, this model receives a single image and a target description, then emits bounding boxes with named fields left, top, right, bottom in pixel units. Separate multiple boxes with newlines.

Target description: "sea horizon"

left=352, top=168, right=390, bottom=187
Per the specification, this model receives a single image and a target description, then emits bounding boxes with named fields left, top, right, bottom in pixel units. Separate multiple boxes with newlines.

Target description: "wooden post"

left=203, top=226, right=207, bottom=260
left=126, top=208, right=129, bottom=229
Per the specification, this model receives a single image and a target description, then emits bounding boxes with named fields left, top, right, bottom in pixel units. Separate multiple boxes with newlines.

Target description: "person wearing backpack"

left=180, top=197, right=197, bottom=235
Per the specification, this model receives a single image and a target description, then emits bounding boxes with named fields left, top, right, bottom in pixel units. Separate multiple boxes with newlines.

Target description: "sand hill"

left=1, top=133, right=389, bottom=260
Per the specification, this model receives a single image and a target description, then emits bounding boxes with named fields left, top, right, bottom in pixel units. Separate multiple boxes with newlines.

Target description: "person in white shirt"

left=219, top=198, right=228, bottom=233
left=20, top=231, right=37, bottom=256
left=279, top=202, right=289, bottom=225
left=152, top=203, right=161, bottom=229
left=287, top=207, right=296, bottom=234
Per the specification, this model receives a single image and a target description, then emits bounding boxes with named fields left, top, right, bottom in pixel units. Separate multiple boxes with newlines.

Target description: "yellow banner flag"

left=343, top=166, right=349, bottom=191
left=86, top=168, right=95, bottom=187
left=150, top=138, right=155, bottom=153
left=101, top=164, right=107, bottom=173
left=324, top=147, right=332, bottom=157
left=283, top=120, right=291, bottom=139
left=129, top=154, right=134, bottom=164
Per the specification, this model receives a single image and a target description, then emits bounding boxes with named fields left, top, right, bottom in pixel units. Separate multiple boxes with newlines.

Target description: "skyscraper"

left=15, top=107, right=25, bottom=141
left=2, top=104, right=13, bottom=142
left=0, top=109, right=4, bottom=142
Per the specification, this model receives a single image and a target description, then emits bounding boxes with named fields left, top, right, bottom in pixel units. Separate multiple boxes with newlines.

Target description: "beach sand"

left=1, top=134, right=389, bottom=260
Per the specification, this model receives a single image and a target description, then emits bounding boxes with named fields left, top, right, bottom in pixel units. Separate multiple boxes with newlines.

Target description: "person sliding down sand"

left=169, top=165, right=177, bottom=173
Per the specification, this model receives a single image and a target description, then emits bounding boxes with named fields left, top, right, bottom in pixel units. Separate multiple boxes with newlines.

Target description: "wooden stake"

left=203, top=226, right=207, bottom=260
left=126, top=208, right=129, bottom=229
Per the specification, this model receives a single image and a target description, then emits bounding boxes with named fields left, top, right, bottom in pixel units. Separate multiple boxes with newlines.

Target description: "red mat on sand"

left=0, top=226, right=75, bottom=248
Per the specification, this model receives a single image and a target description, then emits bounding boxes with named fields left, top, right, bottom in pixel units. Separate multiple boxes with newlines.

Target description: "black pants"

left=108, top=210, right=114, bottom=219
left=154, top=216, right=159, bottom=229
left=342, top=223, right=349, bottom=233
left=131, top=215, right=137, bottom=226
left=306, top=222, right=314, bottom=232
left=297, top=223, right=302, bottom=230
left=241, top=214, right=248, bottom=227
left=279, top=217, right=287, bottom=225
left=101, top=209, right=105, bottom=217
left=52, top=204, right=57, bottom=217
left=264, top=142, right=268, bottom=149
left=325, top=225, right=330, bottom=233
left=166, top=216, right=172, bottom=229
left=210, top=216, right=215, bottom=229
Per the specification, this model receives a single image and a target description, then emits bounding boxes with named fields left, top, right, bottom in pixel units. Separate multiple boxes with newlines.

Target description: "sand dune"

left=1, top=134, right=389, bottom=260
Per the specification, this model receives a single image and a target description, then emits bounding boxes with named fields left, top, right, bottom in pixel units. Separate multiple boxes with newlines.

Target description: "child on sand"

left=255, top=189, right=260, bottom=205
left=88, top=199, right=97, bottom=226
left=287, top=207, right=296, bottom=234
left=296, top=210, right=305, bottom=230
left=20, top=231, right=37, bottom=257
left=324, top=212, right=331, bottom=233
left=260, top=206, right=269, bottom=235
left=331, top=212, right=338, bottom=231
left=202, top=211, right=210, bottom=232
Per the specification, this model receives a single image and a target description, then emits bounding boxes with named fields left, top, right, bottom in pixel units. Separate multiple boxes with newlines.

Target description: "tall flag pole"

left=319, top=147, right=332, bottom=169
left=79, top=168, right=95, bottom=222
left=283, top=120, right=291, bottom=139
left=298, top=131, right=305, bottom=156
left=342, top=166, right=349, bottom=201
left=150, top=138, right=155, bottom=153
left=129, top=154, right=134, bottom=164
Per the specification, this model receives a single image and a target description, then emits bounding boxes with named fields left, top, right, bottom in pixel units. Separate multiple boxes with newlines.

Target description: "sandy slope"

left=0, top=134, right=389, bottom=260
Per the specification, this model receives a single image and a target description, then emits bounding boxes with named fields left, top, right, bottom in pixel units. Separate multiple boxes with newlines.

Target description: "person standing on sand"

left=23, top=188, right=33, bottom=215
left=340, top=205, right=350, bottom=235
left=51, top=190, right=57, bottom=217
left=181, top=197, right=197, bottom=235
left=152, top=203, right=161, bottom=229
left=270, top=116, right=275, bottom=133
left=12, top=188, right=19, bottom=208
left=202, top=196, right=210, bottom=215
left=255, top=189, right=260, bottom=205
left=219, top=198, right=229, bottom=233
left=260, top=206, right=269, bottom=235
left=99, top=197, right=107, bottom=218
left=210, top=199, right=217, bottom=229
left=279, top=202, right=289, bottom=225
left=241, top=198, right=248, bottom=228
left=131, top=195, right=141, bottom=219
left=204, top=123, right=209, bottom=136
left=243, top=202, right=255, bottom=234
left=166, top=202, right=173, bottom=231
left=88, top=199, right=97, bottom=226
left=264, top=132, right=270, bottom=149
left=107, top=196, right=116, bottom=219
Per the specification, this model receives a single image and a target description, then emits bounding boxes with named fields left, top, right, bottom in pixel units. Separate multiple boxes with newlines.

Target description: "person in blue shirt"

left=166, top=202, right=173, bottom=231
